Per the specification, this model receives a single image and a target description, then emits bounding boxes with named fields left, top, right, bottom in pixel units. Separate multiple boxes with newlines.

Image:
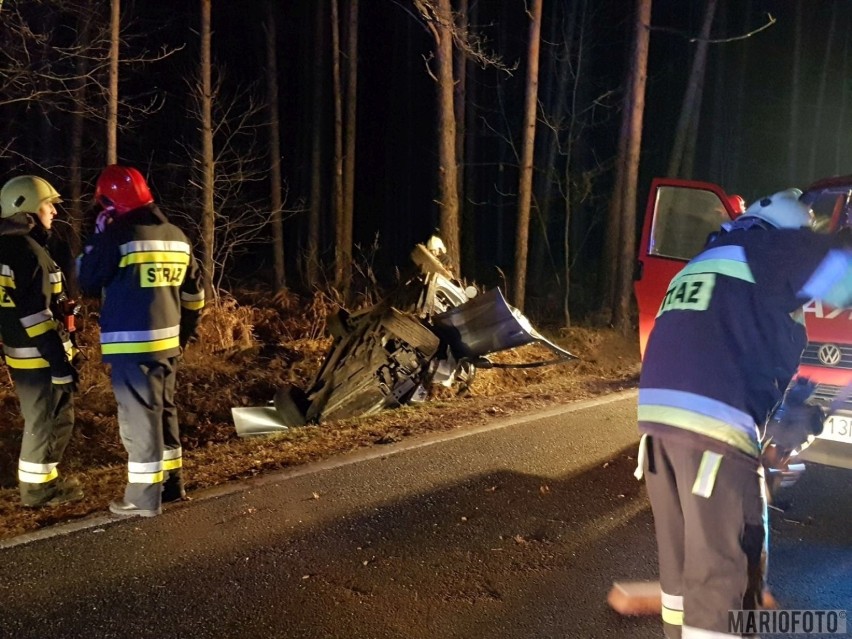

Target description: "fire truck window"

left=650, top=187, right=727, bottom=260
left=807, top=192, right=849, bottom=233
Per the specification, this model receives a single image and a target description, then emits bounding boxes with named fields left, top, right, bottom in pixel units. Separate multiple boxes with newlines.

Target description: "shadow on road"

left=0, top=443, right=663, bottom=639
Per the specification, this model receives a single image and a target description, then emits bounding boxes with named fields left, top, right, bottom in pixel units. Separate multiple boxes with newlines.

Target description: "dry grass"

left=0, top=293, right=640, bottom=540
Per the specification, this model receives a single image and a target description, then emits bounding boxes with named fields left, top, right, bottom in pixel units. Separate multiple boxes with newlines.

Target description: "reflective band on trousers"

left=18, top=459, right=59, bottom=484
left=634, top=434, right=648, bottom=480
left=128, top=460, right=164, bottom=485
left=662, top=591, right=684, bottom=626
left=163, top=447, right=182, bottom=471
left=692, top=451, right=723, bottom=498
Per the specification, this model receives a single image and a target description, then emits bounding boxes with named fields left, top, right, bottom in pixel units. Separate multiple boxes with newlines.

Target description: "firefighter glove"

left=34, top=331, right=78, bottom=392
left=179, top=317, right=199, bottom=350
left=94, top=209, right=113, bottom=234
left=765, top=402, right=825, bottom=452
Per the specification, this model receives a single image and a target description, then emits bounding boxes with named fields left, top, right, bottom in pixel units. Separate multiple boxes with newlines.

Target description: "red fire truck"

left=634, top=177, right=852, bottom=470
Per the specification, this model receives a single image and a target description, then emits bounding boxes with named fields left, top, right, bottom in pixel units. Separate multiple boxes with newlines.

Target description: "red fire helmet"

left=95, top=165, right=154, bottom=214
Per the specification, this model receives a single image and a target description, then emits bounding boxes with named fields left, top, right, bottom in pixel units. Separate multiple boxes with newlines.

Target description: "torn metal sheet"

left=431, top=287, right=576, bottom=363
left=231, top=406, right=289, bottom=437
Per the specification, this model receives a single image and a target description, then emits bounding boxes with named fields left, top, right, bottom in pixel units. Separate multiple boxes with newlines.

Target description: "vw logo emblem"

left=817, top=343, right=842, bottom=366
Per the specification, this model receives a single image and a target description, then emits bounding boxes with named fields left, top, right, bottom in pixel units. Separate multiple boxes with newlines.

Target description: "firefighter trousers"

left=110, top=357, right=183, bottom=510
left=642, top=434, right=766, bottom=639
left=11, top=367, right=75, bottom=505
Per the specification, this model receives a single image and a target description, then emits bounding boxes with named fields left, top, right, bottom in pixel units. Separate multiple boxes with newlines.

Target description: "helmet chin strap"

left=720, top=216, right=775, bottom=233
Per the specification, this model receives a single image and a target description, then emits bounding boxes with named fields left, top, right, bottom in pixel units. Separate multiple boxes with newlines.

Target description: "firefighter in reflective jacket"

left=78, top=165, right=205, bottom=518
left=0, top=176, right=82, bottom=507
left=638, top=189, right=852, bottom=639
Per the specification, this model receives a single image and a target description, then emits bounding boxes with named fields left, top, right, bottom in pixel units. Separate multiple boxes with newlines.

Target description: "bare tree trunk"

left=512, top=0, right=544, bottom=312
left=331, top=0, right=346, bottom=290
left=107, top=0, right=120, bottom=164
left=461, top=0, right=478, bottom=278
left=708, top=1, right=728, bottom=181
left=562, top=0, right=588, bottom=328
left=308, top=0, right=325, bottom=289
left=788, top=0, right=802, bottom=183
left=531, top=0, right=572, bottom=294
left=340, top=0, right=358, bottom=290
left=454, top=0, right=468, bottom=247
left=728, top=0, right=750, bottom=185
left=433, top=0, right=461, bottom=273
left=666, top=0, right=717, bottom=178
left=808, top=1, right=837, bottom=181
left=200, top=0, right=215, bottom=299
left=601, top=113, right=627, bottom=321
left=265, top=2, right=286, bottom=292
left=612, top=0, right=651, bottom=334
left=69, top=10, right=92, bottom=263
left=681, top=60, right=706, bottom=180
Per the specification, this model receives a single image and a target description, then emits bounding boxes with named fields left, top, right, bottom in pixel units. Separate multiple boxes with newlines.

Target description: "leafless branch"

left=650, top=12, right=776, bottom=44
left=412, top=0, right=516, bottom=74
left=178, top=65, right=297, bottom=292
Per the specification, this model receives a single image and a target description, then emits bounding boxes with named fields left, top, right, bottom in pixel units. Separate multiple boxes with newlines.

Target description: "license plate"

left=819, top=415, right=852, bottom=444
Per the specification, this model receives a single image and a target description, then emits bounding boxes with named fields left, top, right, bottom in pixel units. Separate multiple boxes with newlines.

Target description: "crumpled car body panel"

left=232, top=239, right=575, bottom=436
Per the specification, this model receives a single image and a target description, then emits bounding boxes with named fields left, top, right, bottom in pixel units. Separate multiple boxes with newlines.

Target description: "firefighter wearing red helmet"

left=79, top=165, right=205, bottom=517
left=94, top=164, right=154, bottom=214
left=0, top=175, right=82, bottom=507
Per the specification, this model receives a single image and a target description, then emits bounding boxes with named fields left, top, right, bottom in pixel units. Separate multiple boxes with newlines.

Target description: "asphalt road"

left=0, top=390, right=849, bottom=639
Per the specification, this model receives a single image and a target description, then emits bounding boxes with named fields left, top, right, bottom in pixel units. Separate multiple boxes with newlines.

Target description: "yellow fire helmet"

left=0, top=175, right=62, bottom=218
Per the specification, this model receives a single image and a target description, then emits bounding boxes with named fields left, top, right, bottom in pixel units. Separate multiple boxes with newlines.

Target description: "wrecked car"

left=232, top=237, right=576, bottom=436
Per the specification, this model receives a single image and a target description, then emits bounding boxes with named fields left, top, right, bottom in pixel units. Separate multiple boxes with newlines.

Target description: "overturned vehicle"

left=232, top=238, right=576, bottom=436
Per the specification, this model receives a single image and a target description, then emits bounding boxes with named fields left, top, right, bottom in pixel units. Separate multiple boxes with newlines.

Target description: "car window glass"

left=806, top=190, right=850, bottom=233
left=650, top=186, right=727, bottom=260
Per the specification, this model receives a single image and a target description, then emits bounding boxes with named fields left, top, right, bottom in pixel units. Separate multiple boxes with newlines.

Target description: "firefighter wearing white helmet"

left=637, top=187, right=852, bottom=638
left=740, top=188, right=815, bottom=229
left=0, top=176, right=82, bottom=507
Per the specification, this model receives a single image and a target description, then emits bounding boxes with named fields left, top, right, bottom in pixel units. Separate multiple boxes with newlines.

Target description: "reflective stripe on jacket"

left=0, top=215, right=73, bottom=370
left=78, top=204, right=204, bottom=362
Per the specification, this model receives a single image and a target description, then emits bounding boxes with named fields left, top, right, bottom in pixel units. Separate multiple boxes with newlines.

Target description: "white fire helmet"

left=741, top=188, right=814, bottom=229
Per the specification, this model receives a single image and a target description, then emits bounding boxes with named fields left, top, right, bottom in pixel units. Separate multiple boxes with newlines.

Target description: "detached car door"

left=634, top=178, right=740, bottom=357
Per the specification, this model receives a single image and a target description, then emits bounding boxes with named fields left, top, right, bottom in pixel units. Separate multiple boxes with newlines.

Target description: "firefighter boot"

left=109, top=500, right=162, bottom=518
left=162, top=473, right=190, bottom=503
left=21, top=477, right=84, bottom=508
left=109, top=482, right=162, bottom=517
